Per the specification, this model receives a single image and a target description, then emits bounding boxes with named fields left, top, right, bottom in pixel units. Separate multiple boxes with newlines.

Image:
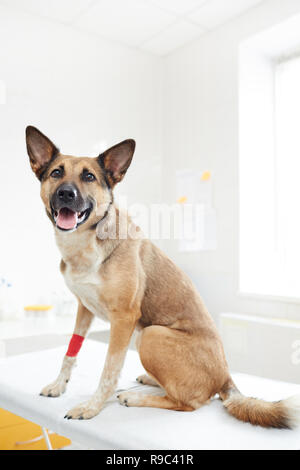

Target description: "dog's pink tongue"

left=56, top=208, right=77, bottom=230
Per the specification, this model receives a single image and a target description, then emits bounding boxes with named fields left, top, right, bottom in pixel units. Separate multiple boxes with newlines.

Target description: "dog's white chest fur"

left=56, top=231, right=109, bottom=321
left=64, top=267, right=108, bottom=320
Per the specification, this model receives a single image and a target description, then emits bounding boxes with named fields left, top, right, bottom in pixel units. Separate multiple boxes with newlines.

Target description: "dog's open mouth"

left=53, top=207, right=91, bottom=231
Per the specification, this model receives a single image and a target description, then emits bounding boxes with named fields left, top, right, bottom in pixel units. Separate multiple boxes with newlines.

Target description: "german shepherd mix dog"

left=26, top=126, right=300, bottom=426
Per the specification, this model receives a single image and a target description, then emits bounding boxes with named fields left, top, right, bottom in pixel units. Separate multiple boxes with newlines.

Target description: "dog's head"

left=26, top=126, right=135, bottom=233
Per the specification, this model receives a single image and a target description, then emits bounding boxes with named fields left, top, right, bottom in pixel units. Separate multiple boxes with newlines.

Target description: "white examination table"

left=0, top=339, right=299, bottom=450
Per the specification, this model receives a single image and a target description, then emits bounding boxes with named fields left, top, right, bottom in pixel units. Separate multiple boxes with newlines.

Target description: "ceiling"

left=0, top=0, right=264, bottom=56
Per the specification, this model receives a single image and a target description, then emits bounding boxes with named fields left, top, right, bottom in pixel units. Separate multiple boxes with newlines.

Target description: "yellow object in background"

left=24, top=305, right=53, bottom=312
left=0, top=408, right=71, bottom=450
left=201, top=171, right=211, bottom=181
left=177, top=196, right=188, bottom=204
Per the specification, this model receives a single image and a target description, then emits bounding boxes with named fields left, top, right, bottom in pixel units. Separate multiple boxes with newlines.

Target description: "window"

left=240, top=25, right=300, bottom=300
left=273, top=56, right=300, bottom=298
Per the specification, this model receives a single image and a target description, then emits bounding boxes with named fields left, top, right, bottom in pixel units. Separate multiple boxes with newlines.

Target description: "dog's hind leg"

left=118, top=392, right=194, bottom=411
left=119, top=326, right=194, bottom=410
left=40, top=302, right=94, bottom=398
left=135, top=331, right=160, bottom=387
left=128, top=325, right=225, bottom=412
left=136, top=374, right=160, bottom=386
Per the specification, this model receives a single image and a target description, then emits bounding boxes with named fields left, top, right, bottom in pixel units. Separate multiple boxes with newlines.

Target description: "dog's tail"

left=219, top=378, right=300, bottom=429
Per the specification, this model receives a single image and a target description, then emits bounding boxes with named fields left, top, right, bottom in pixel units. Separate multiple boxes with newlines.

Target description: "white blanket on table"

left=0, top=339, right=299, bottom=450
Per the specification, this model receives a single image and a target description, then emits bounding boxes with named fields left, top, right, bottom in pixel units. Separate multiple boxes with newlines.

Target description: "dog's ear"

left=98, top=139, right=135, bottom=187
left=26, top=126, right=59, bottom=180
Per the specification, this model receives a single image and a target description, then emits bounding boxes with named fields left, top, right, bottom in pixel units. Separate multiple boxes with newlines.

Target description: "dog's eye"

left=82, top=172, right=96, bottom=182
left=50, top=169, right=62, bottom=178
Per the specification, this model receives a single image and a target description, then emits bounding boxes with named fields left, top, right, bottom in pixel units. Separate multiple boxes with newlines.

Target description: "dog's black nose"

left=57, top=184, right=77, bottom=203
left=51, top=183, right=85, bottom=214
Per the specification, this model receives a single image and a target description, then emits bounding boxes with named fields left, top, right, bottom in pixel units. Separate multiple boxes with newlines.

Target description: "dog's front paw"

left=64, top=400, right=102, bottom=420
left=40, top=379, right=68, bottom=398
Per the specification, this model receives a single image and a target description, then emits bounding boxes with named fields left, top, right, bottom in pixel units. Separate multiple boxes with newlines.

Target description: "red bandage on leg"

left=66, top=334, right=84, bottom=357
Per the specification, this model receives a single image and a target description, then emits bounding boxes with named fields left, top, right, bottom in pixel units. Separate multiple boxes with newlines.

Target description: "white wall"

left=2, top=0, right=300, bottom=325
left=163, top=0, right=300, bottom=322
left=0, top=5, right=162, bottom=305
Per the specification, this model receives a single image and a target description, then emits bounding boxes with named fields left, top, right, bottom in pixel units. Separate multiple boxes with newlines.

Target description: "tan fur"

left=223, top=394, right=290, bottom=429
left=26, top=128, right=299, bottom=427
left=219, top=380, right=295, bottom=429
left=136, top=374, right=159, bottom=386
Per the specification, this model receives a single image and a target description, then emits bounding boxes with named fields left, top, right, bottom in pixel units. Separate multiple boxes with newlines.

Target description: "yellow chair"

left=0, top=408, right=71, bottom=450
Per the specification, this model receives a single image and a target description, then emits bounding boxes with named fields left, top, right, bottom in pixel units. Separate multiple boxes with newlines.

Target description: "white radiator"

left=219, top=313, right=300, bottom=384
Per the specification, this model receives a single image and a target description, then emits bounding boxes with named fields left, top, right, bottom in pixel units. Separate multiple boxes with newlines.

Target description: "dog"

left=25, top=125, right=300, bottom=426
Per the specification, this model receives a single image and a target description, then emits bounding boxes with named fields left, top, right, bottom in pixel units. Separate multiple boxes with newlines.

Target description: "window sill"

left=237, top=291, right=300, bottom=305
